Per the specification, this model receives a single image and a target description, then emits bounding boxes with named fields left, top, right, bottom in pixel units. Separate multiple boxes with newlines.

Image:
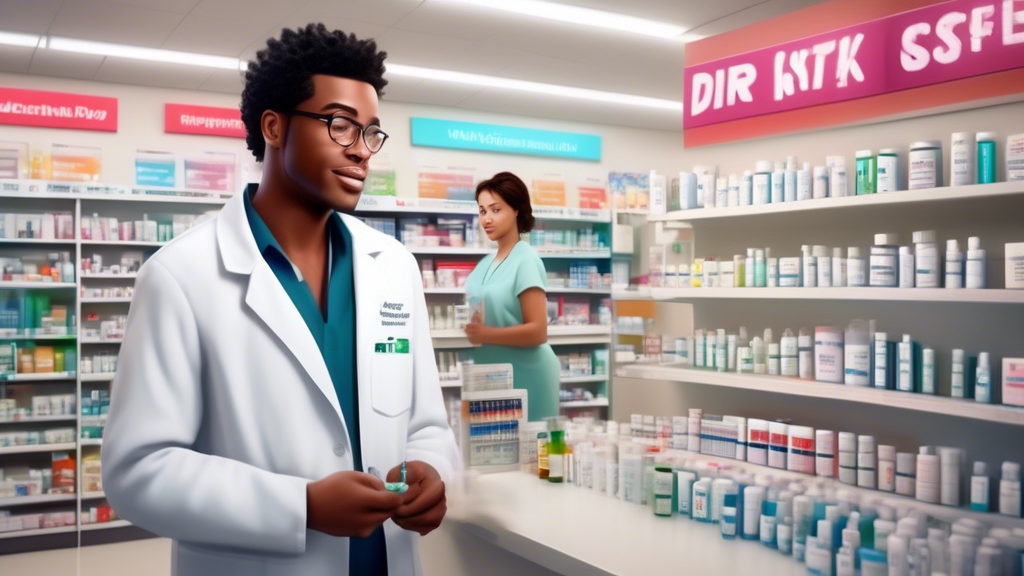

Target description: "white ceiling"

left=0, top=0, right=818, bottom=131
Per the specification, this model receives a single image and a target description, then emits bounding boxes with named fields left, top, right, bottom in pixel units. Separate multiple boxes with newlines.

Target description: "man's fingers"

left=394, top=481, right=445, bottom=519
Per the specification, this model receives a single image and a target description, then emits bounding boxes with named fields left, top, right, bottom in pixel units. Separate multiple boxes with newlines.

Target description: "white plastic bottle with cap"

left=976, top=352, right=992, bottom=404
left=951, top=349, right=966, bottom=398
left=946, top=239, right=964, bottom=289
left=832, top=247, right=846, bottom=287
left=970, top=462, right=990, bottom=512
left=803, top=245, right=817, bottom=288
left=772, top=162, right=785, bottom=203
left=874, top=332, right=889, bottom=389
left=922, top=348, right=936, bottom=394
left=784, top=156, right=798, bottom=202
left=899, top=246, right=915, bottom=288
left=813, top=166, right=828, bottom=199
left=816, top=246, right=831, bottom=288
left=797, top=162, right=811, bottom=201
left=753, top=161, right=772, bottom=205
left=798, top=328, right=814, bottom=379
left=966, top=236, right=986, bottom=289
left=913, top=230, right=941, bottom=288
left=847, top=247, right=866, bottom=286
left=898, top=335, right=914, bottom=392
left=999, top=462, right=1022, bottom=517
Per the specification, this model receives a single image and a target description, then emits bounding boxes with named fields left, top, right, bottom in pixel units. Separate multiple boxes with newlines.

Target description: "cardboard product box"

left=1004, top=358, right=1024, bottom=408
left=33, top=346, right=54, bottom=373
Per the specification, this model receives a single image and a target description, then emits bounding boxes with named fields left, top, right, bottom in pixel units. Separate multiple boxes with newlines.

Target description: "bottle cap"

left=920, top=446, right=935, bottom=455
left=947, top=239, right=960, bottom=253
left=968, top=236, right=981, bottom=251
left=876, top=332, right=887, bottom=341
left=756, top=249, right=764, bottom=258
left=978, top=352, right=989, bottom=368
left=803, top=162, right=811, bottom=171
left=743, top=170, right=753, bottom=177
left=976, top=132, right=997, bottom=141
left=756, top=160, right=773, bottom=173
left=858, top=435, right=876, bottom=453
left=856, top=150, right=873, bottom=158
left=879, top=148, right=898, bottom=155
left=875, top=233, right=898, bottom=246
left=833, top=247, right=843, bottom=258
left=939, top=447, right=962, bottom=465
left=903, top=334, right=912, bottom=343
left=848, top=247, right=861, bottom=258
left=911, top=141, right=942, bottom=150
left=953, top=349, right=965, bottom=363
left=787, top=156, right=798, bottom=171
left=973, top=461, right=986, bottom=476
left=879, top=445, right=897, bottom=461
left=813, top=245, right=828, bottom=258
left=774, top=161, right=785, bottom=172
left=900, top=246, right=911, bottom=256
left=838, top=432, right=857, bottom=452
left=923, top=348, right=935, bottom=363
left=1003, top=462, right=1021, bottom=481
left=913, top=230, right=937, bottom=244
left=728, top=174, right=738, bottom=186
left=814, top=165, right=827, bottom=176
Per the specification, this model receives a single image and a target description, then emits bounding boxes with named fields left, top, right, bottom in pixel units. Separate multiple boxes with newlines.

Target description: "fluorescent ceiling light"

left=387, top=63, right=682, bottom=111
left=434, top=0, right=687, bottom=39
left=48, top=37, right=242, bottom=70
left=0, top=31, right=42, bottom=48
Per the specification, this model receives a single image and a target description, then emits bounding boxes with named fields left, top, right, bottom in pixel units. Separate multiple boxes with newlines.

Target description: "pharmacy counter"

left=452, top=472, right=800, bottom=576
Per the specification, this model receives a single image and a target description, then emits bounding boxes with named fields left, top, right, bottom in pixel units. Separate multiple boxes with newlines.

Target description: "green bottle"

left=547, top=430, right=566, bottom=483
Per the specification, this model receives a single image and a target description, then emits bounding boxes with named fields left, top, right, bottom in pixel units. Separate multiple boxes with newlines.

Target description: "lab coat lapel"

left=216, top=194, right=344, bottom=425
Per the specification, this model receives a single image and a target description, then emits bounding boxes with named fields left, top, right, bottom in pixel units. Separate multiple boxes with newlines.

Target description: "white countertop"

left=455, top=472, right=801, bottom=576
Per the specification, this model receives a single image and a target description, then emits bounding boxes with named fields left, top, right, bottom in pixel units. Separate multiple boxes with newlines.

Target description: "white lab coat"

left=101, top=192, right=461, bottom=576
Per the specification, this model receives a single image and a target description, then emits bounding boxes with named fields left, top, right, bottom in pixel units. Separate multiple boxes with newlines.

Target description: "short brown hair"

left=475, top=172, right=536, bottom=233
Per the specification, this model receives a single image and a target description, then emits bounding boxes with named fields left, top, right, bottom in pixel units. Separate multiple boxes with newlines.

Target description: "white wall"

left=0, top=72, right=683, bottom=198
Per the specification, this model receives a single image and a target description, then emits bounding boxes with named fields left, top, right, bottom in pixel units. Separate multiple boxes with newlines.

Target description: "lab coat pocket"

left=371, top=349, right=413, bottom=417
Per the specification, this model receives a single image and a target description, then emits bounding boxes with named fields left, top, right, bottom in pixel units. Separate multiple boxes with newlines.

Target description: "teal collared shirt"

left=243, top=184, right=385, bottom=574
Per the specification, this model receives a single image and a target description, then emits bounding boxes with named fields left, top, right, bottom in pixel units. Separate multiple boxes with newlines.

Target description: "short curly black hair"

left=240, top=23, right=388, bottom=162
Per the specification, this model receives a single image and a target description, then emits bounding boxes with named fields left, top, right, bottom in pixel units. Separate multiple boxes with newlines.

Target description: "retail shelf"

left=80, top=520, right=132, bottom=531
left=649, top=181, right=1024, bottom=224
left=0, top=494, right=77, bottom=508
left=614, top=209, right=650, bottom=216
left=80, top=415, right=108, bottom=424
left=536, top=250, right=611, bottom=259
left=546, top=287, right=612, bottom=295
left=0, top=443, right=77, bottom=455
left=559, top=398, right=609, bottom=408
left=460, top=472, right=797, bottom=576
left=80, top=373, right=116, bottom=382
left=423, top=287, right=466, bottom=295
left=80, top=273, right=138, bottom=279
left=612, top=287, right=652, bottom=300
left=615, top=363, right=1024, bottom=426
left=81, top=338, right=123, bottom=345
left=407, top=246, right=492, bottom=256
left=81, top=297, right=133, bottom=304
left=0, top=179, right=231, bottom=204
left=355, top=197, right=611, bottom=223
left=80, top=240, right=165, bottom=248
left=558, top=375, right=608, bottom=384
left=647, top=286, right=1024, bottom=304
left=0, top=415, right=77, bottom=425
left=0, top=526, right=76, bottom=540
left=0, top=332, right=75, bottom=341
left=431, top=325, right=611, bottom=349
left=80, top=439, right=103, bottom=447
left=0, top=372, right=77, bottom=383
left=440, top=380, right=463, bottom=389
left=613, top=329, right=646, bottom=337
left=0, top=238, right=77, bottom=245
left=0, top=282, right=77, bottom=290
left=82, top=491, right=106, bottom=500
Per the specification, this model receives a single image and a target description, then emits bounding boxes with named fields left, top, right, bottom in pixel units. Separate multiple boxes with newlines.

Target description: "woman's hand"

left=464, top=322, right=490, bottom=345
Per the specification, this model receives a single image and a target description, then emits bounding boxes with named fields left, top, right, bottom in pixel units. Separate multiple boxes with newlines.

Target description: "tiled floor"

left=1, top=538, right=172, bottom=576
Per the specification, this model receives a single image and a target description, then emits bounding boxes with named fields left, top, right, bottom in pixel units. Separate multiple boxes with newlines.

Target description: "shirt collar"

left=243, top=183, right=349, bottom=282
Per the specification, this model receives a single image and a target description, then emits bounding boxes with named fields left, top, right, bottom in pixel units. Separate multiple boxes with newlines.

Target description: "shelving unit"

left=355, top=197, right=615, bottom=417
left=616, top=363, right=1024, bottom=425
left=1, top=180, right=228, bottom=552
left=644, top=286, right=1024, bottom=304
left=558, top=375, right=608, bottom=385
left=559, top=398, right=609, bottom=408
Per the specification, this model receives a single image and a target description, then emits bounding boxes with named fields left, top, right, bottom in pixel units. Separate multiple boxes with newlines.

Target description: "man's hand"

left=307, top=471, right=403, bottom=538
left=464, top=322, right=490, bottom=345
left=387, top=461, right=446, bottom=536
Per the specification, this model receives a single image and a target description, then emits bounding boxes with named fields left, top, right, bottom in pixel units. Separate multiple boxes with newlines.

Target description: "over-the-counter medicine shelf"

left=559, top=398, right=609, bottom=408
left=0, top=415, right=77, bottom=425
left=80, top=273, right=138, bottom=280
left=80, top=240, right=165, bottom=248
left=80, top=520, right=132, bottom=531
left=558, top=375, right=609, bottom=384
left=650, top=181, right=1024, bottom=223
left=644, top=287, right=1024, bottom=304
left=0, top=238, right=77, bottom=246
left=0, top=332, right=76, bottom=341
left=0, top=372, right=77, bottom=383
left=0, top=179, right=231, bottom=205
left=616, top=363, right=1024, bottom=426
left=0, top=494, right=77, bottom=508
left=80, top=298, right=133, bottom=304
left=431, top=325, right=612, bottom=349
left=0, top=442, right=78, bottom=455
left=0, top=526, right=77, bottom=540
left=408, top=246, right=611, bottom=259
left=424, top=287, right=610, bottom=295
left=80, top=373, right=116, bottom=382
left=355, top=195, right=611, bottom=223
left=0, top=282, right=77, bottom=290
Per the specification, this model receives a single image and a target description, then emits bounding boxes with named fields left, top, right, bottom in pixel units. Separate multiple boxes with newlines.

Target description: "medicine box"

left=1007, top=243, right=1024, bottom=289
left=1003, top=358, right=1024, bottom=408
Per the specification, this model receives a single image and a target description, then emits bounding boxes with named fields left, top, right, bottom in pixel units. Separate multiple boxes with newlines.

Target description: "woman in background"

left=463, top=172, right=560, bottom=421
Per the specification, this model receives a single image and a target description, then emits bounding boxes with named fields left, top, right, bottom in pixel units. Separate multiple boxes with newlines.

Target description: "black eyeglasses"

left=290, top=110, right=389, bottom=153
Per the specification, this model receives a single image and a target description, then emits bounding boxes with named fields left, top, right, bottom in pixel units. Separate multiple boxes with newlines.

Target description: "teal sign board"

left=410, top=117, right=601, bottom=161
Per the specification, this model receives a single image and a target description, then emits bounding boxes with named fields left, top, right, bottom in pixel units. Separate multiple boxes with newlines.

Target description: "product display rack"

left=354, top=195, right=615, bottom=416
left=0, top=179, right=218, bottom=553
left=644, top=286, right=1024, bottom=305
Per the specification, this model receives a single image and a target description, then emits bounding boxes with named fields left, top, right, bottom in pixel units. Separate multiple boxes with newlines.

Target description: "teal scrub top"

left=243, top=185, right=386, bottom=575
left=464, top=241, right=561, bottom=421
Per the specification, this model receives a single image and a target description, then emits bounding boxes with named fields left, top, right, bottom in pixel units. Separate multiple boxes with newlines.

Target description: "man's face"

left=282, top=74, right=381, bottom=214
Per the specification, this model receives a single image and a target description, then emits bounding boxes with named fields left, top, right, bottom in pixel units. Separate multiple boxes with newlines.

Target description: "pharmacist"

left=102, top=24, right=459, bottom=576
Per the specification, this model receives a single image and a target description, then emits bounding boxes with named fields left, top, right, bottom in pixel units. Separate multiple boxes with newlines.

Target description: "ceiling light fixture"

left=0, top=31, right=42, bottom=48
left=386, top=63, right=682, bottom=111
left=48, top=37, right=242, bottom=70
left=433, top=0, right=688, bottom=39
